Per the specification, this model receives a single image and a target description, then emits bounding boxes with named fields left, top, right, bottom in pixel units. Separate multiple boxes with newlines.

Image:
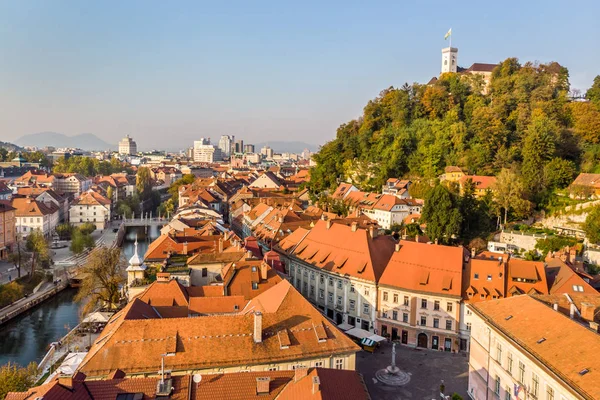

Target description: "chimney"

left=58, top=375, right=74, bottom=389
left=581, top=302, right=597, bottom=322
left=254, top=312, right=263, bottom=343
left=570, top=303, right=577, bottom=319
left=246, top=250, right=254, bottom=259
left=369, top=225, right=377, bottom=239
left=351, top=222, right=358, bottom=232
left=326, top=219, right=331, bottom=230
left=294, top=367, right=308, bottom=382
left=434, top=238, right=439, bottom=245
left=553, top=303, right=559, bottom=311
left=157, top=272, right=171, bottom=282
left=256, top=377, right=271, bottom=395
left=182, top=242, right=188, bottom=255
left=471, top=248, right=476, bottom=258
left=278, top=214, right=284, bottom=223
left=312, top=376, right=320, bottom=394
left=395, top=243, right=401, bottom=252
left=218, top=238, right=223, bottom=253
left=415, top=235, right=419, bottom=243
left=260, top=262, right=268, bottom=280
left=589, top=321, right=600, bottom=333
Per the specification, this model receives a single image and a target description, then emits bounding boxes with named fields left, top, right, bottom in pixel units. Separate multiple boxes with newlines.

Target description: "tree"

left=421, top=185, right=462, bottom=244
left=106, top=186, right=114, bottom=202
left=543, top=157, right=576, bottom=190
left=493, top=169, right=532, bottom=226
left=136, top=167, right=153, bottom=200
left=521, top=110, right=557, bottom=196
left=586, top=75, right=600, bottom=105
left=79, top=222, right=96, bottom=236
left=584, top=206, right=600, bottom=244
left=74, top=246, right=125, bottom=315
left=0, top=362, right=38, bottom=399
left=459, top=179, right=493, bottom=240
left=70, top=228, right=95, bottom=254
left=25, top=230, right=49, bottom=278
left=535, top=236, right=577, bottom=257
left=55, top=223, right=73, bottom=240
left=7, top=241, right=30, bottom=279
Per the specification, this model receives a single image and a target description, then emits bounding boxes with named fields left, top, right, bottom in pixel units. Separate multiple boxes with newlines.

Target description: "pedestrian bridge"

left=121, top=217, right=167, bottom=227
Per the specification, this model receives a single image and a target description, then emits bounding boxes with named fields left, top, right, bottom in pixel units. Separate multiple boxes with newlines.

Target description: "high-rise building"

left=118, top=135, right=137, bottom=155
left=261, top=145, right=274, bottom=159
left=193, top=139, right=222, bottom=163
left=218, top=135, right=234, bottom=157
left=243, top=144, right=255, bottom=154
left=234, top=140, right=244, bottom=154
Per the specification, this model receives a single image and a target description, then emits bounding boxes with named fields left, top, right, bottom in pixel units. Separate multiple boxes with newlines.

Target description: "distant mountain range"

left=254, top=141, right=318, bottom=154
left=14, top=132, right=114, bottom=151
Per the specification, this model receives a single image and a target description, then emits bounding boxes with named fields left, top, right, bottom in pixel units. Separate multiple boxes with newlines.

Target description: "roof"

left=72, top=191, right=111, bottom=207
left=465, top=62, right=498, bottom=73
left=462, top=257, right=506, bottom=303
left=444, top=166, right=463, bottom=173
left=459, top=175, right=497, bottom=190
left=380, top=240, right=464, bottom=297
left=545, top=258, right=597, bottom=295
left=277, top=220, right=395, bottom=282
left=77, top=279, right=360, bottom=377
left=470, top=295, right=600, bottom=400
left=506, top=259, right=548, bottom=296
left=572, top=173, right=600, bottom=189
left=11, top=197, right=59, bottom=217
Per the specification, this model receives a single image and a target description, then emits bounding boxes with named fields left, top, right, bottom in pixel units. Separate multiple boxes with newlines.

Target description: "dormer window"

left=252, top=282, right=258, bottom=290
left=474, top=273, right=479, bottom=279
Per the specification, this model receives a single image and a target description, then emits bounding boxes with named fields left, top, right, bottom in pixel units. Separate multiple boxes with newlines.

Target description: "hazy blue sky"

left=1, top=1, right=598, bottom=149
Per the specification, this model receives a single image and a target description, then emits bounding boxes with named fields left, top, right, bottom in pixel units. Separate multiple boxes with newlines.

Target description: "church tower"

left=441, top=47, right=458, bottom=74
left=126, top=237, right=147, bottom=287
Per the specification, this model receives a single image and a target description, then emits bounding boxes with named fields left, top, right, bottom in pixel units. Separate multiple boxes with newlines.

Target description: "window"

left=303, top=270, right=308, bottom=278
left=572, top=285, right=584, bottom=292
left=252, top=282, right=258, bottom=290
left=363, top=304, right=370, bottom=314
left=303, top=282, right=308, bottom=293
left=382, top=310, right=388, bottom=318
left=37, top=218, right=40, bottom=222
left=311, top=272, right=315, bottom=280
left=290, top=265, right=295, bottom=274
left=434, top=300, right=440, bottom=310
left=337, top=296, right=342, bottom=306
left=487, top=274, right=492, bottom=281
left=319, top=275, right=324, bottom=284
left=420, top=316, right=426, bottom=326
left=350, top=285, right=355, bottom=293
left=433, top=318, right=439, bottom=328
left=329, top=277, right=333, bottom=286
left=393, top=293, right=398, bottom=303
left=319, top=289, right=324, bottom=299
left=505, top=386, right=511, bottom=400
left=364, top=288, right=370, bottom=296
left=507, top=353, right=513, bottom=375
left=201, top=268, right=208, bottom=277
left=495, top=376, right=501, bottom=396
left=403, top=296, right=409, bottom=306
left=402, top=313, right=408, bottom=323
left=328, top=292, right=333, bottom=303
left=518, top=361, right=525, bottom=383
left=310, top=285, right=315, bottom=297
left=421, top=299, right=427, bottom=309
left=268, top=366, right=279, bottom=371
left=532, top=374, right=539, bottom=398
left=546, top=386, right=554, bottom=400
left=337, top=280, right=342, bottom=289
left=335, top=358, right=344, bottom=369
left=447, top=302, right=453, bottom=312
left=496, top=342, right=502, bottom=363
left=446, top=320, right=452, bottom=330
left=313, top=361, right=323, bottom=367
left=383, top=291, right=389, bottom=301
left=466, top=322, right=472, bottom=331
left=392, top=311, right=398, bottom=320
left=349, top=300, right=355, bottom=310
left=474, top=273, right=479, bottom=279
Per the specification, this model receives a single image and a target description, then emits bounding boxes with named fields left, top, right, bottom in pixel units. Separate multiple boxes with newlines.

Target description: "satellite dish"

left=193, top=374, right=202, bottom=384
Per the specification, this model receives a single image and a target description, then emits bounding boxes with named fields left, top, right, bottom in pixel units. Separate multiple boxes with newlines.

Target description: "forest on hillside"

left=308, top=59, right=600, bottom=213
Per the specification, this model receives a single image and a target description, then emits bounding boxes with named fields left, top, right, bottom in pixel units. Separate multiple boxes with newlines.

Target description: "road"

left=0, top=282, right=66, bottom=323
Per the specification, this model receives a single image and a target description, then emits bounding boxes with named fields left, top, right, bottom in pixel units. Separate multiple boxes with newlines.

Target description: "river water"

left=0, top=225, right=161, bottom=367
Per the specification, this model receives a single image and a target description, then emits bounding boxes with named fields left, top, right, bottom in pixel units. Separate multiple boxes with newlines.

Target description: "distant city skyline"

left=1, top=1, right=598, bottom=148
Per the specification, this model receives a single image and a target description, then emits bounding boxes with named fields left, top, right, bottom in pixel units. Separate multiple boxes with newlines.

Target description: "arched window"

left=444, top=60, right=448, bottom=65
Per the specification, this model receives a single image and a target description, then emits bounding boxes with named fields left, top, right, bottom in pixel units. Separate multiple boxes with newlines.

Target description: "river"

left=0, top=224, right=161, bottom=367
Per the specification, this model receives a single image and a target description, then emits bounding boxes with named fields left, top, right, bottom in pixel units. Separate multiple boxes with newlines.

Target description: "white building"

left=467, top=295, right=600, bottom=400
left=441, top=46, right=458, bottom=74
left=69, top=191, right=111, bottom=230
left=118, top=135, right=137, bottom=155
left=361, top=195, right=422, bottom=230
left=12, top=197, right=60, bottom=238
left=193, top=140, right=222, bottom=163
left=260, top=145, right=274, bottom=160
left=218, top=135, right=234, bottom=157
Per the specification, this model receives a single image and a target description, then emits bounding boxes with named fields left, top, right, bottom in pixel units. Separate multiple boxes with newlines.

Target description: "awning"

left=82, top=311, right=114, bottom=323
left=344, top=327, right=372, bottom=339
left=367, top=334, right=386, bottom=343
left=360, top=338, right=377, bottom=347
left=337, top=323, right=354, bottom=331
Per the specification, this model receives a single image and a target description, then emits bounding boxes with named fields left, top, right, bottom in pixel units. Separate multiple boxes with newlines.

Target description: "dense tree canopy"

left=308, top=62, right=600, bottom=217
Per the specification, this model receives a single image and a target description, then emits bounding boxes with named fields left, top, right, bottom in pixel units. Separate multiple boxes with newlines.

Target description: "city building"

left=277, top=219, right=396, bottom=332
left=234, top=139, right=244, bottom=154
left=261, top=145, right=274, bottom=159
left=0, top=181, right=12, bottom=200
left=459, top=175, right=498, bottom=198
left=53, top=173, right=92, bottom=196
left=360, top=195, right=422, bottom=230
left=69, top=191, right=111, bottom=230
left=118, top=134, right=137, bottom=155
left=467, top=295, right=600, bottom=400
left=0, top=201, right=16, bottom=259
left=248, top=171, right=283, bottom=190
left=377, top=240, right=465, bottom=352
left=218, top=134, right=234, bottom=157
left=381, top=178, right=411, bottom=199
left=6, top=367, right=370, bottom=400
left=12, top=197, right=60, bottom=238
left=244, top=144, right=255, bottom=154
left=193, top=140, right=222, bottom=163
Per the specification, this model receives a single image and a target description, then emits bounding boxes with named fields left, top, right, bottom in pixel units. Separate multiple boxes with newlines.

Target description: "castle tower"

left=441, top=47, right=458, bottom=74
left=126, top=236, right=147, bottom=286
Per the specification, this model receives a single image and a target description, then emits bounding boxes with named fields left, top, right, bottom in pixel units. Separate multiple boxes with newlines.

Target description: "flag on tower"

left=444, top=28, right=452, bottom=40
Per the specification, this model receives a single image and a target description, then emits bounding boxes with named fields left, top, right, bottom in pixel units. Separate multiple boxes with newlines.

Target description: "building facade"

left=218, top=135, right=233, bottom=157
left=118, top=135, right=137, bottom=155
left=0, top=202, right=16, bottom=259
left=69, top=191, right=111, bottom=229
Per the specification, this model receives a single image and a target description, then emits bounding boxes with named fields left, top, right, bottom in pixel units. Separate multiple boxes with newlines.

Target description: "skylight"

left=505, top=315, right=513, bottom=320
left=579, top=368, right=589, bottom=376
left=536, top=337, right=546, bottom=344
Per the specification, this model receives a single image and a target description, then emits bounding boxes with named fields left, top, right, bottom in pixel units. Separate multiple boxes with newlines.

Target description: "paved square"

left=357, top=342, right=468, bottom=400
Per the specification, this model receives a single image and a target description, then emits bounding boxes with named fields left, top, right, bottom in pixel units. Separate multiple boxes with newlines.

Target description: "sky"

left=0, top=0, right=599, bottom=150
